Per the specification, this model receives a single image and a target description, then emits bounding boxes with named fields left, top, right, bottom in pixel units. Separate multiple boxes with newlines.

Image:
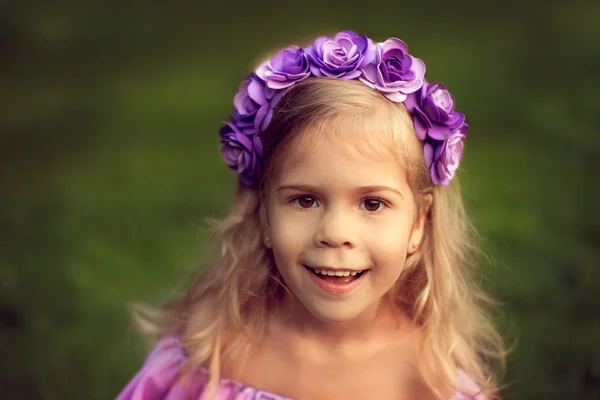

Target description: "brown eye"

left=295, top=196, right=317, bottom=208
left=361, top=199, right=384, bottom=212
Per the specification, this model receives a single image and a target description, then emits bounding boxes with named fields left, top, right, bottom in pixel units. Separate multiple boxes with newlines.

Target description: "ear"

left=408, top=194, right=432, bottom=254
left=259, top=202, right=272, bottom=249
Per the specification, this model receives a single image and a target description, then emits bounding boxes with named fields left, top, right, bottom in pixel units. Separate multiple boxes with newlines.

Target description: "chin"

left=303, top=300, right=371, bottom=323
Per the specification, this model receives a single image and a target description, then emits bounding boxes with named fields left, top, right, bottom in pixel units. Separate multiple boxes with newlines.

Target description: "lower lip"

left=305, top=267, right=368, bottom=295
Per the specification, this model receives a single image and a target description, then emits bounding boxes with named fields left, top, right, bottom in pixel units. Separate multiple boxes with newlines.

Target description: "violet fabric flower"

left=424, top=127, right=467, bottom=186
left=219, top=122, right=263, bottom=186
left=359, top=38, right=425, bottom=102
left=233, top=74, right=284, bottom=131
left=404, top=81, right=466, bottom=141
left=220, top=31, right=469, bottom=187
left=256, top=46, right=311, bottom=89
left=304, top=30, right=375, bottom=79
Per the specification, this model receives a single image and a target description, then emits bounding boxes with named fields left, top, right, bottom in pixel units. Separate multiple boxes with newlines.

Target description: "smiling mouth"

left=304, top=266, right=367, bottom=284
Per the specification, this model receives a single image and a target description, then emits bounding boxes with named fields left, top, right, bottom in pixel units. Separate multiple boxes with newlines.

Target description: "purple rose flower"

left=233, top=74, right=284, bottom=132
left=304, top=30, right=375, bottom=79
left=256, top=46, right=311, bottom=89
left=219, top=122, right=263, bottom=186
left=359, top=38, right=425, bottom=102
left=220, top=31, right=470, bottom=188
left=405, top=81, right=466, bottom=141
left=424, top=127, right=467, bottom=186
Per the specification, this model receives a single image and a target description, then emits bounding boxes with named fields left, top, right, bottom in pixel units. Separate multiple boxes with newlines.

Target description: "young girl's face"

left=265, top=126, right=427, bottom=323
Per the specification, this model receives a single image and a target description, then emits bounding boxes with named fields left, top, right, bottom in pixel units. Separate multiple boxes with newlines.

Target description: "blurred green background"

left=1, top=0, right=599, bottom=399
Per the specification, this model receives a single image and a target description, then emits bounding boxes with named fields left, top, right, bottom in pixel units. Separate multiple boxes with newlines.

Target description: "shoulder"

left=116, top=336, right=208, bottom=400
left=117, top=336, right=293, bottom=400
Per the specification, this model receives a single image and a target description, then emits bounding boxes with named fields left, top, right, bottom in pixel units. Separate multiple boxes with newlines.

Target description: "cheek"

left=268, top=194, right=322, bottom=231
left=371, top=234, right=409, bottom=259
left=267, top=207, right=312, bottom=264
left=366, top=217, right=412, bottom=265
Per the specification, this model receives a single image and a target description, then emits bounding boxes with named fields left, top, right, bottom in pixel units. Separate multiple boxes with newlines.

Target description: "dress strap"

left=451, top=369, right=487, bottom=400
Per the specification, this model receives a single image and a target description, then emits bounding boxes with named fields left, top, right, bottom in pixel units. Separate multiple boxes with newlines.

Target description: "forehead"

left=280, top=141, right=405, bottom=197
left=276, top=109, right=415, bottom=181
left=271, top=145, right=410, bottom=205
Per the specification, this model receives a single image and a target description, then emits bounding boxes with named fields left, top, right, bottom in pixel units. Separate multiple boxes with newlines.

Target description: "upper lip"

left=305, top=265, right=367, bottom=272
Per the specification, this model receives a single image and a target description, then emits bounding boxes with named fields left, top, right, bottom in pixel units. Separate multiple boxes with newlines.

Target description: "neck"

left=273, top=294, right=413, bottom=350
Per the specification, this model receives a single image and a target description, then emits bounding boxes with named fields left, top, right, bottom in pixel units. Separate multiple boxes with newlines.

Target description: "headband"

left=219, top=30, right=468, bottom=187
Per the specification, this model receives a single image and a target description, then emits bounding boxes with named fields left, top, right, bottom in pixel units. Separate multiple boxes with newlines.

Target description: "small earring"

left=412, top=242, right=418, bottom=249
left=264, top=236, right=272, bottom=249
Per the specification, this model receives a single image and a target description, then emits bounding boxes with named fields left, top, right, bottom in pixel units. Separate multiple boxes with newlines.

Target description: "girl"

left=117, top=31, right=505, bottom=400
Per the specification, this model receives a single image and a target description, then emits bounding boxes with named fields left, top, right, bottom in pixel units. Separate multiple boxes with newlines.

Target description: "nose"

left=313, top=207, right=354, bottom=248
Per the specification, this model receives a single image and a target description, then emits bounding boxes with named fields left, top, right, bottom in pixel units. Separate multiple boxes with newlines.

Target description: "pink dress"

left=116, top=336, right=485, bottom=400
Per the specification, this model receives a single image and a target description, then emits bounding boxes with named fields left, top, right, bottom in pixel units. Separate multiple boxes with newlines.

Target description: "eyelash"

left=290, top=195, right=390, bottom=214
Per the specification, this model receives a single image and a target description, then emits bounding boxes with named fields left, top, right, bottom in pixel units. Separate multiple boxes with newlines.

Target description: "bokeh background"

left=1, top=0, right=599, bottom=399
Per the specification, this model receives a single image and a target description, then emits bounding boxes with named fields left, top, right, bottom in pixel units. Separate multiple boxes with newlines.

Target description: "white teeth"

left=311, top=268, right=363, bottom=276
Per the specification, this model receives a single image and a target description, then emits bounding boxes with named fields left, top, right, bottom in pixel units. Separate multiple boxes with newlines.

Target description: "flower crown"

left=219, top=30, right=468, bottom=187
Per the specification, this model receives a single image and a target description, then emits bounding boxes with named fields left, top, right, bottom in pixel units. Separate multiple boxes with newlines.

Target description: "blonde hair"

left=138, top=78, right=506, bottom=399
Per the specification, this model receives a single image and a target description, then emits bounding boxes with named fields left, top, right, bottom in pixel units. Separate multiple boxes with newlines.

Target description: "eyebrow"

left=276, top=184, right=404, bottom=198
